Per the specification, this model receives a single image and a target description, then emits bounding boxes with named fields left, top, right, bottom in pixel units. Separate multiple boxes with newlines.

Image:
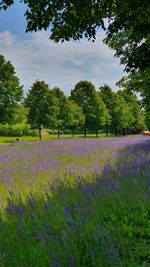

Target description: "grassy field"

left=0, top=133, right=118, bottom=144
left=0, top=136, right=150, bottom=266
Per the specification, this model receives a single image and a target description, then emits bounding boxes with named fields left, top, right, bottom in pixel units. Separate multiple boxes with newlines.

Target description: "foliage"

left=0, top=0, right=107, bottom=41
left=12, top=104, right=28, bottom=124
left=88, top=92, right=108, bottom=136
left=50, top=87, right=70, bottom=138
left=70, top=80, right=107, bottom=137
left=116, top=67, right=150, bottom=112
left=0, top=123, right=38, bottom=137
left=99, top=85, right=113, bottom=135
left=25, top=80, right=56, bottom=140
left=117, top=89, right=145, bottom=133
left=99, top=86, right=125, bottom=135
left=66, top=100, right=85, bottom=137
left=145, top=111, right=150, bottom=131
left=104, top=0, right=150, bottom=72
left=0, top=54, right=23, bottom=124
left=99, top=84, right=145, bottom=135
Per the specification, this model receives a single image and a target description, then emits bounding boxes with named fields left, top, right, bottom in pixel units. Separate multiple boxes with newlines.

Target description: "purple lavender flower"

left=49, top=251, right=60, bottom=267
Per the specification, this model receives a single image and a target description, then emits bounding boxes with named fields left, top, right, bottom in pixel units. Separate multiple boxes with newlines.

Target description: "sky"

left=0, top=2, right=125, bottom=96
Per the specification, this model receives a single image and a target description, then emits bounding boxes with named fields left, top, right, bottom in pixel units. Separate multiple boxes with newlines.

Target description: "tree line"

left=0, top=55, right=149, bottom=140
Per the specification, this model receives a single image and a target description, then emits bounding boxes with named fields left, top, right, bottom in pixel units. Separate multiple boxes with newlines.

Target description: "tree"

left=45, top=91, right=60, bottom=134
left=50, top=87, right=68, bottom=138
left=116, top=68, right=150, bottom=114
left=104, top=1, right=150, bottom=73
left=70, top=80, right=106, bottom=137
left=25, top=80, right=55, bottom=140
left=13, top=104, right=28, bottom=124
left=117, top=89, right=144, bottom=134
left=109, top=93, right=123, bottom=136
left=116, top=91, right=135, bottom=135
left=145, top=111, right=150, bottom=131
left=99, top=84, right=145, bottom=135
left=99, top=85, right=130, bottom=136
left=102, top=108, right=112, bottom=137
left=0, top=54, right=23, bottom=124
left=88, top=92, right=108, bottom=137
left=99, top=85, right=113, bottom=136
left=0, top=0, right=106, bottom=41
left=66, top=100, right=85, bottom=138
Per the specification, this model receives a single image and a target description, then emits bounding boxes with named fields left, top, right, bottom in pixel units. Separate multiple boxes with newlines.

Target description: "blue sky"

left=0, top=2, right=125, bottom=95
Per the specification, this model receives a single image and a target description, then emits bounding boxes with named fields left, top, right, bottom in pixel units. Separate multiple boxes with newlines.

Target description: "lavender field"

left=0, top=136, right=150, bottom=266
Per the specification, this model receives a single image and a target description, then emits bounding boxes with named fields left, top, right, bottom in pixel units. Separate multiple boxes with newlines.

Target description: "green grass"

left=0, top=133, right=110, bottom=143
left=0, top=132, right=140, bottom=144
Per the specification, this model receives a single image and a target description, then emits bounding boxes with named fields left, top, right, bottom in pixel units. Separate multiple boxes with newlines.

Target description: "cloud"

left=0, top=31, right=17, bottom=46
left=0, top=30, right=124, bottom=95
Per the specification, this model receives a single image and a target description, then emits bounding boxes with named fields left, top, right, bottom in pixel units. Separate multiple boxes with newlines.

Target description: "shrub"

left=0, top=124, right=38, bottom=137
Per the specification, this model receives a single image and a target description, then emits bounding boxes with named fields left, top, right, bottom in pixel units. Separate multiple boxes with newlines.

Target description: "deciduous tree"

left=25, top=80, right=55, bottom=140
left=99, top=85, right=113, bottom=136
left=0, top=55, right=23, bottom=124
left=70, top=80, right=106, bottom=137
left=66, top=100, right=85, bottom=138
left=50, top=87, right=68, bottom=138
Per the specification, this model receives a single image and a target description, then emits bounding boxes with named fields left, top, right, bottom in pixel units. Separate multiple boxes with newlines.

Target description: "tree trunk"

left=105, top=125, right=108, bottom=137
left=114, top=125, right=117, bottom=136
left=96, top=129, right=98, bottom=138
left=84, top=125, right=86, bottom=138
left=122, top=128, right=126, bottom=136
left=83, top=100, right=87, bottom=138
left=72, top=130, right=75, bottom=138
left=58, top=130, right=60, bottom=139
left=39, top=125, right=42, bottom=140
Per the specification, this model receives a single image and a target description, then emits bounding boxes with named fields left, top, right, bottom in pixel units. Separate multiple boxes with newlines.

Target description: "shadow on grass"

left=1, top=137, right=150, bottom=267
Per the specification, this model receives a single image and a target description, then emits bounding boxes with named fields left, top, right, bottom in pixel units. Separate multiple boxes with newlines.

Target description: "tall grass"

left=0, top=136, right=150, bottom=266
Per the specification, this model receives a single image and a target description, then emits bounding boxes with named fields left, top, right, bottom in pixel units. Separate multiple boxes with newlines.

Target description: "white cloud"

left=0, top=30, right=124, bottom=95
left=0, top=31, right=16, bottom=46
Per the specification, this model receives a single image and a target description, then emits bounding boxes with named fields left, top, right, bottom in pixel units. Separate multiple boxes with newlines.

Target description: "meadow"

left=0, top=133, right=108, bottom=144
left=0, top=136, right=150, bottom=266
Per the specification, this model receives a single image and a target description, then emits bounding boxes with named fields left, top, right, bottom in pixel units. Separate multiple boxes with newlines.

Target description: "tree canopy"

left=70, top=80, right=107, bottom=137
left=66, top=101, right=85, bottom=137
left=25, top=80, right=56, bottom=140
left=116, top=68, right=150, bottom=113
left=0, top=54, right=23, bottom=124
left=50, top=87, right=69, bottom=138
left=99, top=84, right=145, bottom=136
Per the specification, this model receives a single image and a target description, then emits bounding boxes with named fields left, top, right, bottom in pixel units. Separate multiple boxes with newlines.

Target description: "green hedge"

left=0, top=124, right=38, bottom=137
